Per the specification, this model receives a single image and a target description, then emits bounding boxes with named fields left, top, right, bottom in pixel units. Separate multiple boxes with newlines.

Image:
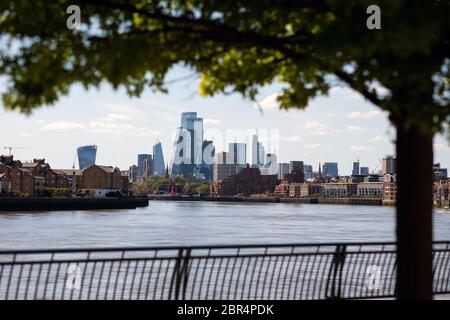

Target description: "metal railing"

left=0, top=241, right=449, bottom=300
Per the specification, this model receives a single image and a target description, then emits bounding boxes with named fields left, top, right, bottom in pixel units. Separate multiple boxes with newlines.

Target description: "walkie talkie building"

left=77, top=145, right=97, bottom=170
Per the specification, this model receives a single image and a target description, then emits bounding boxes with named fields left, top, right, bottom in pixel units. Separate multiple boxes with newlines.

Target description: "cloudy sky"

left=0, top=67, right=449, bottom=175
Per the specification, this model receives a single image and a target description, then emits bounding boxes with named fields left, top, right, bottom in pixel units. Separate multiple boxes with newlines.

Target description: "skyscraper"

left=170, top=112, right=207, bottom=178
left=199, top=140, right=215, bottom=180
left=303, top=164, right=313, bottom=179
left=228, top=142, right=247, bottom=173
left=137, top=154, right=152, bottom=179
left=278, top=163, right=289, bottom=180
left=352, top=161, right=360, bottom=176
left=153, top=139, right=165, bottom=176
left=360, top=166, right=370, bottom=175
left=289, top=161, right=304, bottom=174
left=213, top=151, right=236, bottom=181
left=77, top=145, right=97, bottom=170
left=264, top=153, right=278, bottom=175
left=323, top=162, right=339, bottom=178
left=251, top=135, right=265, bottom=167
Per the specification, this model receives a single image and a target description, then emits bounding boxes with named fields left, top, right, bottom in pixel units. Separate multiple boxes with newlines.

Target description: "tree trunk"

left=396, top=124, right=433, bottom=299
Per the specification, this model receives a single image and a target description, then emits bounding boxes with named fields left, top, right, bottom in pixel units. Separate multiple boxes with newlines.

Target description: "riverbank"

left=148, top=195, right=385, bottom=206
left=0, top=197, right=149, bottom=211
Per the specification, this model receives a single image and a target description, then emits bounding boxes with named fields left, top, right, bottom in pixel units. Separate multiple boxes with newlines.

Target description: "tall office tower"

left=251, top=135, right=265, bottom=167
left=153, top=139, right=165, bottom=176
left=137, top=154, right=152, bottom=179
left=228, top=142, right=247, bottom=173
left=199, top=140, right=215, bottom=180
left=303, top=164, right=313, bottom=179
left=77, top=145, right=97, bottom=170
left=170, top=112, right=204, bottom=178
left=213, top=152, right=236, bottom=181
left=323, top=162, right=339, bottom=178
left=382, top=155, right=397, bottom=175
left=289, top=161, right=304, bottom=174
left=128, top=165, right=138, bottom=183
left=352, top=161, right=360, bottom=176
left=360, top=166, right=370, bottom=175
left=278, top=163, right=290, bottom=180
left=259, top=143, right=265, bottom=166
left=143, top=156, right=154, bottom=177
left=264, top=153, right=278, bottom=175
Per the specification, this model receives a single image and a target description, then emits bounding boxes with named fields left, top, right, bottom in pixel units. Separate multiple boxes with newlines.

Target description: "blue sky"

left=0, top=67, right=449, bottom=175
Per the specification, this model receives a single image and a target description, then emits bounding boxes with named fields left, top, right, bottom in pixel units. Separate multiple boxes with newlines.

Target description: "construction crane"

left=3, top=146, right=27, bottom=156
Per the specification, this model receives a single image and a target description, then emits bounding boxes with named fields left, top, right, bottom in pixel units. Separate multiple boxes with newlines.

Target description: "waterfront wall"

left=148, top=195, right=383, bottom=206
left=0, top=197, right=148, bottom=211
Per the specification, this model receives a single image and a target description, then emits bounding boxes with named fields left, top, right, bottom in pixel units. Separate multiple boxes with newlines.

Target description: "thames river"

left=0, top=201, right=449, bottom=249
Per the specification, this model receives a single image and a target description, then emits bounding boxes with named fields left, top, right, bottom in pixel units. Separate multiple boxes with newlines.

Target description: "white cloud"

left=279, top=135, right=303, bottom=143
left=349, top=145, right=373, bottom=151
left=304, top=144, right=321, bottom=150
left=40, top=121, right=86, bottom=131
left=98, top=102, right=146, bottom=118
left=305, top=121, right=339, bottom=135
left=345, top=125, right=366, bottom=132
left=203, top=117, right=221, bottom=125
left=346, top=110, right=386, bottom=119
left=101, top=113, right=132, bottom=122
left=255, top=93, right=281, bottom=110
left=370, top=135, right=389, bottom=143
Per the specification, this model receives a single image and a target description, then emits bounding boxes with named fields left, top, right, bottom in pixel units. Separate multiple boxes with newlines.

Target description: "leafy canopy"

left=0, top=0, right=449, bottom=132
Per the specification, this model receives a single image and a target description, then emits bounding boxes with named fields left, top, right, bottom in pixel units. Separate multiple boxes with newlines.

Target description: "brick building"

left=210, top=164, right=278, bottom=196
left=273, top=166, right=305, bottom=197
left=357, top=182, right=383, bottom=198
left=434, top=179, right=449, bottom=208
left=0, top=155, right=36, bottom=196
left=383, top=174, right=397, bottom=204
left=82, top=165, right=122, bottom=195
left=321, top=183, right=357, bottom=197
left=298, top=183, right=322, bottom=197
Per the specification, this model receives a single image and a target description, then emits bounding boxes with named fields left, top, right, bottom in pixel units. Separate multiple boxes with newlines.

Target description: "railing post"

left=326, top=244, right=347, bottom=299
left=170, top=248, right=191, bottom=300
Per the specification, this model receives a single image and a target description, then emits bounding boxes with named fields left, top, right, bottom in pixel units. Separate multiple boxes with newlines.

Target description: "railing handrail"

left=1, top=240, right=449, bottom=255
left=0, top=241, right=449, bottom=300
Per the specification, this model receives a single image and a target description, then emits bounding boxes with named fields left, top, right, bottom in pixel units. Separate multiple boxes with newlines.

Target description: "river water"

left=0, top=201, right=449, bottom=249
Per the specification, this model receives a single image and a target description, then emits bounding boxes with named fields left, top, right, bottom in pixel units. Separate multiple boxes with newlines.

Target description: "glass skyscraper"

left=170, top=112, right=204, bottom=178
left=153, top=139, right=165, bottom=176
left=77, top=145, right=97, bottom=170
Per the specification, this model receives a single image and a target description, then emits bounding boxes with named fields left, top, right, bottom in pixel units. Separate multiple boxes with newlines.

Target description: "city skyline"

left=0, top=68, right=449, bottom=175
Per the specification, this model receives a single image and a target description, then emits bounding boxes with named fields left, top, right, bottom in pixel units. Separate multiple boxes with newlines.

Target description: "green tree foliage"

left=0, top=0, right=449, bottom=298
left=196, top=182, right=211, bottom=195
left=0, top=0, right=447, bottom=132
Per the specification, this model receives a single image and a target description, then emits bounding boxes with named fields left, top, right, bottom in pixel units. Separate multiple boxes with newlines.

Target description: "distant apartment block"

left=382, top=155, right=396, bottom=175
left=360, top=166, right=370, bottom=175
left=322, top=162, right=339, bottom=178
left=321, top=183, right=357, bottom=197
left=357, top=182, right=383, bottom=198
left=383, top=174, right=397, bottom=203
left=277, top=163, right=289, bottom=180
left=303, top=164, right=313, bottom=180
left=433, top=163, right=448, bottom=180
left=352, top=161, right=360, bottom=176
left=213, top=152, right=236, bottom=182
